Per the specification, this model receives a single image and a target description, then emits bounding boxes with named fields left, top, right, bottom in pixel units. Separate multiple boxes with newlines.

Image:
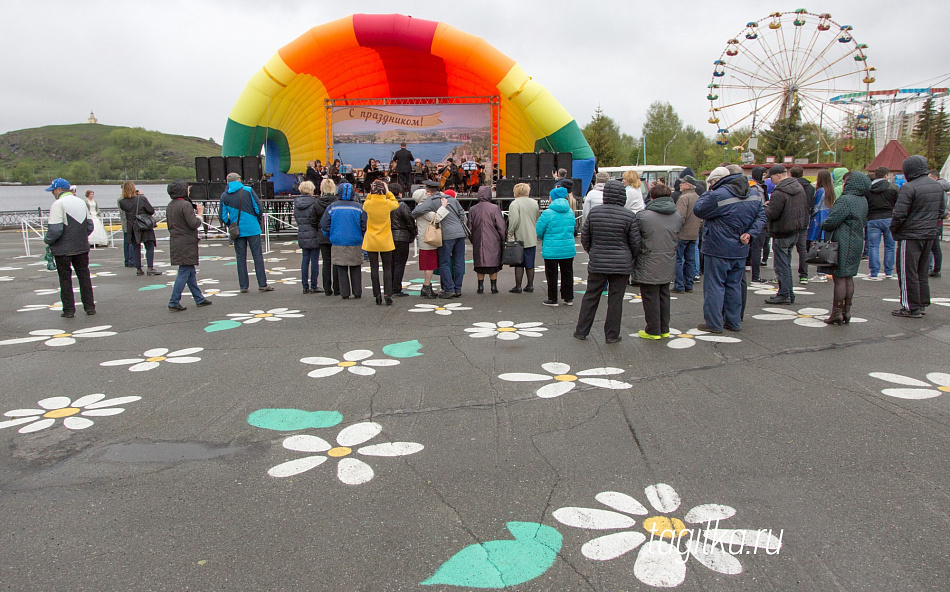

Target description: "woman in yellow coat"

left=363, top=180, right=400, bottom=305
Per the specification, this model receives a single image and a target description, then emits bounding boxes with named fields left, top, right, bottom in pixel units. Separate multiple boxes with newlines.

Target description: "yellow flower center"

left=797, top=314, right=812, bottom=318
left=553, top=374, right=578, bottom=382
left=497, top=327, right=517, bottom=332
left=53, top=333, right=72, bottom=338
left=253, top=313, right=274, bottom=318
left=939, top=386, right=950, bottom=393
left=44, top=407, right=80, bottom=419
left=338, top=361, right=357, bottom=367
left=327, top=446, right=352, bottom=457
left=435, top=307, right=445, bottom=311
left=678, top=334, right=694, bottom=339
left=146, top=356, right=167, bottom=362
left=642, top=516, right=689, bottom=540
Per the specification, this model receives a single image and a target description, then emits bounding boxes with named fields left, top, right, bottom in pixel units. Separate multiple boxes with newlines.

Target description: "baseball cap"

left=45, top=178, right=70, bottom=192
left=768, top=164, right=786, bottom=176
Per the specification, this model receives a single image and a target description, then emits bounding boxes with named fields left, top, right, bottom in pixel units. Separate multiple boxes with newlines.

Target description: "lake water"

left=0, top=184, right=171, bottom=212
left=331, top=142, right=459, bottom=168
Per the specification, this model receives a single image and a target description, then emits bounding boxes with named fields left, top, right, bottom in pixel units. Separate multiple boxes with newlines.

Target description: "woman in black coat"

left=118, top=181, right=159, bottom=276
left=295, top=180, right=321, bottom=294
left=310, top=179, right=339, bottom=295
left=388, top=183, right=417, bottom=297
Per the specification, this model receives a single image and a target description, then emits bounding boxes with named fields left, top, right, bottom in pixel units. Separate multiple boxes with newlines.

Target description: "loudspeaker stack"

left=501, top=152, right=578, bottom=199
left=190, top=155, right=265, bottom=201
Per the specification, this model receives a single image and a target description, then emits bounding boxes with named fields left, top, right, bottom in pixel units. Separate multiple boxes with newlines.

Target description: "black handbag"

left=133, top=196, right=156, bottom=231
left=805, top=238, right=838, bottom=267
left=502, top=239, right=525, bottom=266
left=228, top=192, right=244, bottom=240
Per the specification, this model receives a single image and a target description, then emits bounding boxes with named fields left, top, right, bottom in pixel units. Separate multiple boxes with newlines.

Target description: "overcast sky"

left=2, top=0, right=948, bottom=150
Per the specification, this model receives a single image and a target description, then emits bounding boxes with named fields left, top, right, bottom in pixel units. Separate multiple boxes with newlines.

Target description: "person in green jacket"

left=536, top=187, right=578, bottom=306
left=820, top=171, right=869, bottom=325
left=506, top=182, right=540, bottom=293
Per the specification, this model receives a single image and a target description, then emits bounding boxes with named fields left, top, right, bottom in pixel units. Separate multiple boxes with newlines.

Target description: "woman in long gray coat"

left=820, top=171, right=869, bottom=325
left=118, top=181, right=159, bottom=276
left=166, top=180, right=210, bottom=311
left=633, top=185, right=682, bottom=339
left=467, top=186, right=506, bottom=294
left=294, top=180, right=320, bottom=294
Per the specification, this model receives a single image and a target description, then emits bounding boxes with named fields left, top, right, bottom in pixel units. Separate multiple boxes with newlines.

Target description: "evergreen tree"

left=642, top=102, right=683, bottom=165
left=756, top=99, right=809, bottom=162
left=914, top=97, right=950, bottom=168
left=582, top=106, right=622, bottom=166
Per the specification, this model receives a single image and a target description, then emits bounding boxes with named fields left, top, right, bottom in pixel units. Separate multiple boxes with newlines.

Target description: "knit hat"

left=444, top=189, right=457, bottom=198
left=167, top=180, right=188, bottom=198
left=751, top=166, right=767, bottom=182
left=371, top=180, right=387, bottom=194
left=706, top=166, right=730, bottom=187
left=549, top=186, right=568, bottom=200
left=679, top=175, right=698, bottom=187
left=412, top=188, right=427, bottom=203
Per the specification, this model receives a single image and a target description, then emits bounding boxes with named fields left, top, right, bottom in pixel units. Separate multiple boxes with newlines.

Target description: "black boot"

left=824, top=300, right=845, bottom=325
left=490, top=279, right=498, bottom=294
left=421, top=284, right=437, bottom=299
left=842, top=297, right=852, bottom=324
left=477, top=279, right=484, bottom=294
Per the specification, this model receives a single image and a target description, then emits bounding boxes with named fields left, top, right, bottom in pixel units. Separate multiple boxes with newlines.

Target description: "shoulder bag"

left=423, top=213, right=442, bottom=247
left=228, top=192, right=244, bottom=241
left=805, top=231, right=838, bottom=268
left=134, top=196, right=156, bottom=232
left=502, top=234, right=525, bottom=267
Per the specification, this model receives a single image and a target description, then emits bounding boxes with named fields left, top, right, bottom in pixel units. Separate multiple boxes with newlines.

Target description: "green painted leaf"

left=382, top=340, right=423, bottom=358
left=88, top=263, right=101, bottom=267
left=247, top=409, right=343, bottom=431
left=223, top=262, right=237, bottom=266
left=422, top=522, right=561, bottom=588
left=204, top=320, right=242, bottom=332
left=138, top=284, right=166, bottom=291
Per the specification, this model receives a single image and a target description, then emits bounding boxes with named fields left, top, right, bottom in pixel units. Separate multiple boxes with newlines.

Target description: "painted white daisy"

left=379, top=279, right=440, bottom=294
left=279, top=241, right=297, bottom=246
left=227, top=307, right=304, bottom=324
left=17, top=303, right=64, bottom=313
left=0, top=266, right=23, bottom=271
left=264, top=257, right=287, bottom=262
left=262, top=266, right=293, bottom=275
left=499, top=362, right=631, bottom=398
left=301, top=349, right=399, bottom=378
left=202, top=289, right=241, bottom=298
left=267, top=421, right=423, bottom=484
left=625, top=292, right=677, bottom=303
left=664, top=328, right=741, bottom=349
left=0, top=394, right=141, bottom=434
left=869, top=372, right=950, bottom=400
left=273, top=277, right=301, bottom=285
left=0, top=276, right=14, bottom=282
left=199, top=255, right=235, bottom=261
left=164, top=278, right=219, bottom=286
left=883, top=297, right=950, bottom=307
left=408, top=303, right=472, bottom=315
left=279, top=248, right=303, bottom=254
left=553, top=484, right=782, bottom=588
left=752, top=307, right=867, bottom=327
left=100, top=347, right=203, bottom=372
left=465, top=321, right=547, bottom=340
left=34, top=286, right=96, bottom=296
left=0, top=325, right=116, bottom=347
left=89, top=271, right=117, bottom=278
left=749, top=282, right=814, bottom=296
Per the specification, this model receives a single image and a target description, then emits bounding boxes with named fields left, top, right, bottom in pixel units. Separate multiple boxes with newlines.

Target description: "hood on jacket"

left=645, top=195, right=677, bottom=214
left=795, top=176, right=813, bottom=189
left=294, top=194, right=316, bottom=212
left=776, top=176, right=805, bottom=194
left=227, top=180, right=247, bottom=193
left=167, top=180, right=188, bottom=198
left=339, top=183, right=354, bottom=201
left=548, top=197, right=570, bottom=213
left=902, top=155, right=930, bottom=181
left=714, top=173, right=751, bottom=198
left=832, top=167, right=848, bottom=195
left=602, top=179, right=626, bottom=206
left=477, top=186, right=493, bottom=202
left=843, top=171, right=872, bottom=196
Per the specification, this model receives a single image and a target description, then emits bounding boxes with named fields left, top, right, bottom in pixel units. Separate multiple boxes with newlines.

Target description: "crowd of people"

left=40, top=154, right=948, bottom=338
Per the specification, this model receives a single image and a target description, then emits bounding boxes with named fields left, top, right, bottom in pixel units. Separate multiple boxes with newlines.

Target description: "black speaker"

left=260, top=180, right=275, bottom=199
left=520, top=153, right=538, bottom=179
left=556, top=152, right=573, bottom=178
left=496, top=178, right=517, bottom=198
left=539, top=152, right=556, bottom=178
left=187, top=182, right=208, bottom=200
left=505, top=153, right=521, bottom=178
left=410, top=183, right=425, bottom=196
left=243, top=156, right=262, bottom=183
left=209, top=157, right=226, bottom=182
left=539, top=178, right=557, bottom=197
left=226, top=156, right=244, bottom=179
left=208, top=181, right=227, bottom=199
left=195, top=157, right=210, bottom=183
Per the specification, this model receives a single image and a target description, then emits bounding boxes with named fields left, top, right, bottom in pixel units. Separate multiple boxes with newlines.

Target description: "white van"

left=597, top=165, right=686, bottom=186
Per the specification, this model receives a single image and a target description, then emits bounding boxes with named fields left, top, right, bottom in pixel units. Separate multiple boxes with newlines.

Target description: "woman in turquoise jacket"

left=536, top=187, right=578, bottom=306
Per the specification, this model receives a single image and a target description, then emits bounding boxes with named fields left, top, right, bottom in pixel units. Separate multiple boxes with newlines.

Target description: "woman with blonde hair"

left=294, top=180, right=320, bottom=293
left=622, top=170, right=646, bottom=213
left=118, top=181, right=159, bottom=276
left=506, top=182, right=540, bottom=293
left=309, top=178, right=339, bottom=295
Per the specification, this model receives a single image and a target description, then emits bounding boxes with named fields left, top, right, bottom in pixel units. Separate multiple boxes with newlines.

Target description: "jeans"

left=866, top=218, right=895, bottom=276
left=574, top=272, right=627, bottom=340
left=301, top=247, right=319, bottom=289
left=640, top=283, right=671, bottom=335
left=772, top=235, right=798, bottom=299
left=169, top=265, right=206, bottom=306
left=748, top=232, right=767, bottom=280
left=544, top=258, right=574, bottom=301
left=233, top=234, right=267, bottom=289
left=675, top=240, right=698, bottom=291
left=133, top=239, right=155, bottom=270
left=54, top=252, right=95, bottom=313
left=437, top=237, right=466, bottom=293
left=123, top=232, right=136, bottom=267
left=931, top=226, right=943, bottom=272
left=368, top=250, right=394, bottom=297
left=702, top=255, right=744, bottom=332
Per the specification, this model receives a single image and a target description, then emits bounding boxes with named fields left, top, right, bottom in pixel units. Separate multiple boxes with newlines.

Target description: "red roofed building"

left=865, top=140, right=910, bottom=173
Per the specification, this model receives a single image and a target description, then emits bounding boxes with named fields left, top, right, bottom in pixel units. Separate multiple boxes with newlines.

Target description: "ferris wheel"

left=707, top=10, right=875, bottom=159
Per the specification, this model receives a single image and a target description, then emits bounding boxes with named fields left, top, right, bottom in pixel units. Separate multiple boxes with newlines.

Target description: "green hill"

left=0, top=123, right=222, bottom=184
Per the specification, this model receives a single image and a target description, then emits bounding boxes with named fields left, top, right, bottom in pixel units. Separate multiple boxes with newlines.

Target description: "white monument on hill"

left=88, top=111, right=98, bottom=124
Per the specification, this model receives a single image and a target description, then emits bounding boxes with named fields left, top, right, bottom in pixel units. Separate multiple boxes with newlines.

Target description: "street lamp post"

left=663, top=133, right=678, bottom=165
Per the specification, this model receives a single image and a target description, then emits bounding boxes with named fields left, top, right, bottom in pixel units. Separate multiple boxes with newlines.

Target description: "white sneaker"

left=808, top=275, right=828, bottom=283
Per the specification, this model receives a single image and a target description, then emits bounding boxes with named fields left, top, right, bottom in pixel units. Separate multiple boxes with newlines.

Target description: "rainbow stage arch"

left=222, top=13, right=595, bottom=193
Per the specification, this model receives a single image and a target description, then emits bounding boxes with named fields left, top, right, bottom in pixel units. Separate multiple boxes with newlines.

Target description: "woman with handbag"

left=820, top=171, right=869, bottom=325
left=806, top=170, right=836, bottom=283
left=467, top=186, right=506, bottom=294
left=362, top=180, right=400, bottom=305
left=118, top=181, right=160, bottom=276
left=411, top=187, right=447, bottom=299
left=506, top=182, right=540, bottom=293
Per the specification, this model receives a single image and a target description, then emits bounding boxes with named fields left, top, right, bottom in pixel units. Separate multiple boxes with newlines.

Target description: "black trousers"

left=392, top=241, right=411, bottom=291
left=544, top=258, right=574, bottom=301
left=749, top=232, right=767, bottom=280
left=931, top=227, right=943, bottom=273
left=368, top=250, right=394, bottom=297
left=54, top=252, right=95, bottom=313
left=795, top=229, right=808, bottom=277
left=575, top=272, right=627, bottom=340
left=335, top=265, right=362, bottom=298
left=639, top=283, right=671, bottom=336
left=397, top=172, right=412, bottom=191
left=319, top=244, right=338, bottom=294
left=897, top=239, right=933, bottom=312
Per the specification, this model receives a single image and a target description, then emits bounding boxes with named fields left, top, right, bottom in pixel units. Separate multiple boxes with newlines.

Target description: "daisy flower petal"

left=268, top=455, right=327, bottom=478
left=164, top=357, right=201, bottom=364
left=38, top=396, right=72, bottom=410
left=71, top=394, right=106, bottom=408
left=0, top=417, right=41, bottom=430
left=542, top=362, right=571, bottom=375
left=337, top=422, right=382, bottom=447
left=868, top=372, right=931, bottom=386
left=634, top=540, right=687, bottom=588
left=4, top=409, right=44, bottom=417
left=0, top=336, right=48, bottom=345
left=797, top=307, right=827, bottom=316
left=100, top=358, right=145, bottom=367
left=85, top=396, right=141, bottom=409
left=576, top=367, right=624, bottom=376
left=19, top=418, right=56, bottom=433
left=129, top=362, right=161, bottom=372
left=63, top=417, right=95, bottom=430
left=926, top=372, right=950, bottom=387
left=143, top=348, right=169, bottom=357
left=301, top=357, right=341, bottom=366
left=753, top=314, right=795, bottom=321
left=881, top=388, right=942, bottom=400
left=362, top=359, right=400, bottom=367
left=596, top=491, right=649, bottom=515
left=579, top=378, right=632, bottom=390
left=338, top=457, right=374, bottom=485
left=169, top=347, right=203, bottom=357
left=45, top=337, right=77, bottom=347
left=513, top=322, right=544, bottom=329
left=472, top=322, right=498, bottom=328
left=347, top=366, right=376, bottom=376
left=499, top=372, right=552, bottom=382
left=793, top=318, right=827, bottom=328
left=358, top=442, right=424, bottom=457
left=645, top=483, right=681, bottom=513
left=704, top=528, right=782, bottom=551
left=307, top=366, right=346, bottom=378
left=496, top=332, right=520, bottom=341
left=582, top=531, right=647, bottom=561
left=537, top=381, right=576, bottom=399
left=552, top=507, right=636, bottom=530
left=82, top=408, right=125, bottom=417
left=344, top=350, right=374, bottom=362
left=668, top=339, right=696, bottom=349
left=516, top=331, right=545, bottom=338
left=496, top=321, right=515, bottom=328
left=686, top=540, right=743, bottom=575
left=685, top=504, right=737, bottom=523
left=283, top=435, right=331, bottom=453
left=696, top=336, right=742, bottom=343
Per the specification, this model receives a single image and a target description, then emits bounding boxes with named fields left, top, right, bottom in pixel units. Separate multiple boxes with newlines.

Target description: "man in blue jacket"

left=44, top=178, right=96, bottom=318
left=693, top=167, right=766, bottom=333
left=220, top=172, right=273, bottom=292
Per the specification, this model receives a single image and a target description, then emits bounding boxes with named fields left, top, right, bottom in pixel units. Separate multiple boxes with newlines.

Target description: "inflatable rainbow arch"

left=222, top=14, right=595, bottom=192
